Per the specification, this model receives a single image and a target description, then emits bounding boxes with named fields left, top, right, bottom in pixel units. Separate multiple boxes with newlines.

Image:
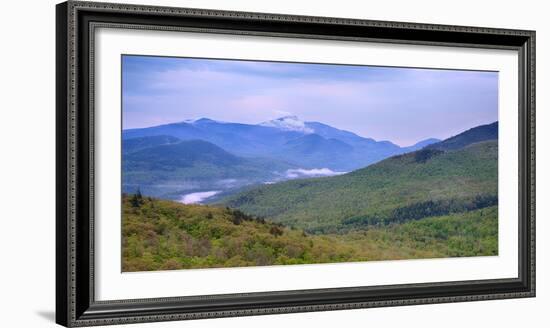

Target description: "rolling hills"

left=220, top=122, right=498, bottom=233
left=122, top=195, right=497, bottom=271
left=122, top=139, right=296, bottom=199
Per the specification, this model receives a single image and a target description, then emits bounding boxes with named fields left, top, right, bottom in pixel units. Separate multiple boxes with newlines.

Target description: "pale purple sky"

left=122, top=55, right=498, bottom=146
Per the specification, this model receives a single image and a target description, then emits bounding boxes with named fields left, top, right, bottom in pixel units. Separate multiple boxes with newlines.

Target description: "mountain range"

left=220, top=121, right=499, bottom=233
left=122, top=139, right=297, bottom=199
left=123, top=116, right=440, bottom=171
left=122, top=116, right=497, bottom=206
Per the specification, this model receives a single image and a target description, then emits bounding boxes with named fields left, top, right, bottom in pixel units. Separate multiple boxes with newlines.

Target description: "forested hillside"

left=122, top=195, right=497, bottom=271
left=221, top=140, right=498, bottom=233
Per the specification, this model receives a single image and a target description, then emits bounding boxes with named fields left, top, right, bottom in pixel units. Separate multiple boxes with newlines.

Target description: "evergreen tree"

left=130, top=187, right=143, bottom=208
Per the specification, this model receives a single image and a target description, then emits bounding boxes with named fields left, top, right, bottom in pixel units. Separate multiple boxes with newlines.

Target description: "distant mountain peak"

left=426, top=121, right=498, bottom=151
left=260, top=115, right=314, bottom=134
left=405, top=138, right=441, bottom=150
left=182, top=118, right=224, bottom=124
left=279, top=115, right=299, bottom=120
left=182, top=118, right=201, bottom=123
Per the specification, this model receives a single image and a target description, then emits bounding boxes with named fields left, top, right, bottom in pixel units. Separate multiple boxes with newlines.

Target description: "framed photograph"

left=56, top=1, right=535, bottom=326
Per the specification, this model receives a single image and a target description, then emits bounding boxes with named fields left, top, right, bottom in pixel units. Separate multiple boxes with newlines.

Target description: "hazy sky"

left=122, top=55, right=498, bottom=146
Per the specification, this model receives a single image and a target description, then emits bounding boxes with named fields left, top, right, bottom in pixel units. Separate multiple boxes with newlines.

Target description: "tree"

left=130, top=187, right=144, bottom=208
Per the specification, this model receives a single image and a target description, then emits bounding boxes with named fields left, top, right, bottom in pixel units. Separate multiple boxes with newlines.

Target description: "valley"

left=122, top=116, right=441, bottom=200
left=121, top=118, right=499, bottom=270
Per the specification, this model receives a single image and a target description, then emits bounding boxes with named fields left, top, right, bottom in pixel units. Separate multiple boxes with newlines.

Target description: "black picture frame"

left=56, top=1, right=536, bottom=326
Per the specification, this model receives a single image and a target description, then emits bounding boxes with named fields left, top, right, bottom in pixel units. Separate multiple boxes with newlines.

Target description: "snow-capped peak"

left=182, top=118, right=224, bottom=124
left=260, top=115, right=314, bottom=134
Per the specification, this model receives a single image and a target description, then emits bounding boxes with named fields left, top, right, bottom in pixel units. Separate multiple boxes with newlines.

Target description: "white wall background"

left=0, top=0, right=546, bottom=327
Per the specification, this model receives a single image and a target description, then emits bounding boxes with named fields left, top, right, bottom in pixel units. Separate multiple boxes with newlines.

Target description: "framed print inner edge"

left=97, top=25, right=519, bottom=299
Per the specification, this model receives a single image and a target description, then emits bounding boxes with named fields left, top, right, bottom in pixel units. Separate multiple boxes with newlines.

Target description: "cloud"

left=179, top=191, right=220, bottom=204
left=284, top=168, right=347, bottom=179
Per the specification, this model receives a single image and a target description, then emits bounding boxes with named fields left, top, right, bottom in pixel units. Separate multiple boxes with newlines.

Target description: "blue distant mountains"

left=123, top=116, right=439, bottom=171
left=122, top=116, right=444, bottom=200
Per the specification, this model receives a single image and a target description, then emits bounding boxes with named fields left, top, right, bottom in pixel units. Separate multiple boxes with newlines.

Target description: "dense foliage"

left=341, top=194, right=497, bottom=229
left=221, top=140, right=498, bottom=233
left=122, top=196, right=497, bottom=271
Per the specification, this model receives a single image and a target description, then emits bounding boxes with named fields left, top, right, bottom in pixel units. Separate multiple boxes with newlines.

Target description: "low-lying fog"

left=177, top=168, right=347, bottom=204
